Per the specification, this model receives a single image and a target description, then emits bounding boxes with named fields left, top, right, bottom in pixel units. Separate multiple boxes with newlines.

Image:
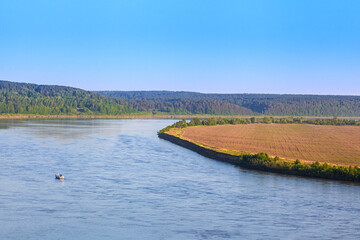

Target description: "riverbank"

left=0, top=114, right=165, bottom=120
left=0, top=114, right=205, bottom=120
left=1, top=114, right=360, bottom=120
left=0, top=114, right=259, bottom=120
left=158, top=130, right=360, bottom=182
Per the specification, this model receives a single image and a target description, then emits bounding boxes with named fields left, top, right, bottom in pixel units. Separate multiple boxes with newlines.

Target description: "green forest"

left=1, top=80, right=360, bottom=117
left=98, top=91, right=360, bottom=116
left=0, top=80, right=135, bottom=115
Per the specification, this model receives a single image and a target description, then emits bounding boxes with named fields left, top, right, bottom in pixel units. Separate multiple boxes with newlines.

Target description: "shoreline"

left=158, top=132, right=360, bottom=182
left=1, top=114, right=360, bottom=120
left=0, top=114, right=198, bottom=120
left=0, top=114, right=168, bottom=120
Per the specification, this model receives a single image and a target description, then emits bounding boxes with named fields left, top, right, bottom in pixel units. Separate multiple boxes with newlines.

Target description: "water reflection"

left=0, top=119, right=160, bottom=141
left=0, top=120, right=10, bottom=129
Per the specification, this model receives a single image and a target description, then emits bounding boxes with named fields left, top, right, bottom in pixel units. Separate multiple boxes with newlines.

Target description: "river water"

left=0, top=119, right=359, bottom=240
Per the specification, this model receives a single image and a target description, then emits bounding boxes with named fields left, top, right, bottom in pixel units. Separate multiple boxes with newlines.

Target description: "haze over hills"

left=1, top=80, right=360, bottom=116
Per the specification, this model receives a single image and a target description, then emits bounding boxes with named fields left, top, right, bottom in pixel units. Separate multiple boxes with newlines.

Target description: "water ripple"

left=0, top=119, right=360, bottom=240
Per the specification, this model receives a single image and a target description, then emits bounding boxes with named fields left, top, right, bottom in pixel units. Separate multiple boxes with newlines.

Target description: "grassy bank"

left=158, top=120, right=360, bottom=182
left=2, top=113, right=360, bottom=120
left=0, top=113, right=161, bottom=120
left=0, top=113, right=226, bottom=120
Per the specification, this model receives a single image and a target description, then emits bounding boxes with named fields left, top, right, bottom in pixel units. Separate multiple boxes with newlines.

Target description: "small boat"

left=55, top=173, right=64, bottom=180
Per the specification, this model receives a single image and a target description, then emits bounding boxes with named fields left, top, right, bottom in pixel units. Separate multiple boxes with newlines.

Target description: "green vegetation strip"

left=159, top=117, right=360, bottom=134
left=158, top=118, right=360, bottom=182
left=98, top=90, right=360, bottom=116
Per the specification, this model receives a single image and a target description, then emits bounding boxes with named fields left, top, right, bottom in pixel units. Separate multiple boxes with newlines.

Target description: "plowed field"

left=180, top=124, right=360, bottom=166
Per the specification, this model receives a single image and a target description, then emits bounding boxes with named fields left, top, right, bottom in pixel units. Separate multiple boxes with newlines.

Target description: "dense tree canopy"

left=0, top=80, right=135, bottom=115
left=97, top=91, right=360, bottom=116
left=1, top=80, right=360, bottom=117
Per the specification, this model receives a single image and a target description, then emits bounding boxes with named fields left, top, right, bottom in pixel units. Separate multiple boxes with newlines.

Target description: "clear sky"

left=1, top=0, right=359, bottom=94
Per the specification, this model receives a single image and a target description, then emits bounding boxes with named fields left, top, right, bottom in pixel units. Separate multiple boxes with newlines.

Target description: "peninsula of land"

left=158, top=118, right=360, bottom=182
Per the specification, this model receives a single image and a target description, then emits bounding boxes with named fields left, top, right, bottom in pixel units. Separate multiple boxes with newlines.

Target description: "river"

left=0, top=119, right=359, bottom=239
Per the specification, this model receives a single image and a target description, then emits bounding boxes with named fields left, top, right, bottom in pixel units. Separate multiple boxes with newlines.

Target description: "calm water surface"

left=0, top=119, right=360, bottom=240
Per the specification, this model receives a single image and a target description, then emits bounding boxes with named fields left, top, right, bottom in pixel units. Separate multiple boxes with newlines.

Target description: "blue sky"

left=1, top=0, right=359, bottom=94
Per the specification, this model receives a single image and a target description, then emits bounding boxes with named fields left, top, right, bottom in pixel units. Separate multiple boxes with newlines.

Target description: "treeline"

left=2, top=80, right=360, bottom=117
left=235, top=152, right=360, bottom=182
left=121, top=99, right=252, bottom=115
left=158, top=117, right=360, bottom=134
left=0, top=80, right=136, bottom=115
left=97, top=91, right=360, bottom=116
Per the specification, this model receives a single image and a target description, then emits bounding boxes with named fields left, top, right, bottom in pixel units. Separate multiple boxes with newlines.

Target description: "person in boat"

left=55, top=173, right=64, bottom=179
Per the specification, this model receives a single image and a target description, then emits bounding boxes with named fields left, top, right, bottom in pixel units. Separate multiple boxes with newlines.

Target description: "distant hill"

left=1, top=80, right=360, bottom=117
left=0, top=80, right=135, bottom=115
left=97, top=91, right=360, bottom=116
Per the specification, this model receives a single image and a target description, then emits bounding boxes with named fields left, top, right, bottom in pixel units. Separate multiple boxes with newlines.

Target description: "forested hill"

left=0, top=80, right=135, bottom=115
left=1, top=80, right=360, bottom=117
left=96, top=91, right=360, bottom=116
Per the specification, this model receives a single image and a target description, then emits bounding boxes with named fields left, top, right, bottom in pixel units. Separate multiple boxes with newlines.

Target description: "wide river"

left=0, top=119, right=359, bottom=240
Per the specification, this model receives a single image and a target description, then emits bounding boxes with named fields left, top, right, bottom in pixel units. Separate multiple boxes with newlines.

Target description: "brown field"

left=179, top=124, right=360, bottom=166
